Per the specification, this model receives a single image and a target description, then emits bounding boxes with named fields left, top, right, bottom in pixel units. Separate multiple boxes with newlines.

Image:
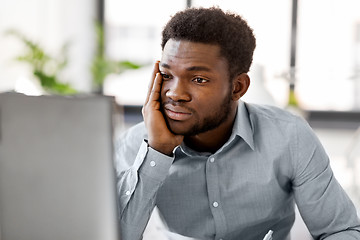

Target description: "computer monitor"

left=0, top=93, right=121, bottom=240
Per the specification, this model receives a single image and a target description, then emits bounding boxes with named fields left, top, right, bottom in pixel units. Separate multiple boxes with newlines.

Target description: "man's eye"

left=161, top=73, right=171, bottom=80
left=193, top=77, right=208, bottom=84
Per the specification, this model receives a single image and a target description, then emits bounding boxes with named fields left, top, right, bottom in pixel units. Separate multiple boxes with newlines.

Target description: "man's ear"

left=232, top=73, right=250, bottom=101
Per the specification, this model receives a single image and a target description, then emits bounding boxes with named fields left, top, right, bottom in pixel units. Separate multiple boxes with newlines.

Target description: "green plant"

left=287, top=88, right=298, bottom=107
left=6, top=30, right=77, bottom=95
left=91, top=21, right=141, bottom=93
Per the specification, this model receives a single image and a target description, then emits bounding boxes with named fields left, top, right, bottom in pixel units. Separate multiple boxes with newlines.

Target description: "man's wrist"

left=148, top=141, right=177, bottom=157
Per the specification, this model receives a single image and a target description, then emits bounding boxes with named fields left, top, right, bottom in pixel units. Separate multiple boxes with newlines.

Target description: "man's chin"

left=168, top=126, right=189, bottom=136
left=167, top=121, right=194, bottom=136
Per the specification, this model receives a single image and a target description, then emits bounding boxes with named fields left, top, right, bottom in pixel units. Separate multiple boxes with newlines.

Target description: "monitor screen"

left=0, top=93, right=121, bottom=240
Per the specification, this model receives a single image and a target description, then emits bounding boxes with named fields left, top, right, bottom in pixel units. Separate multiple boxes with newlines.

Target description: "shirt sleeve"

left=116, top=139, right=175, bottom=240
left=291, top=117, right=360, bottom=239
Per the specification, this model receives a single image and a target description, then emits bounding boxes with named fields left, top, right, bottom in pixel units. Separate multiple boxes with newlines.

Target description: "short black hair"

left=161, top=7, right=256, bottom=80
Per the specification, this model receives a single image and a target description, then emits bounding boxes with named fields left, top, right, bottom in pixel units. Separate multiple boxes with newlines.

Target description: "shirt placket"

left=205, top=155, right=227, bottom=240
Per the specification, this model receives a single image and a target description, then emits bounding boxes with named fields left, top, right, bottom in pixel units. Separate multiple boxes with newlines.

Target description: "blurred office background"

left=1, top=0, right=360, bottom=238
left=2, top=0, right=360, bottom=109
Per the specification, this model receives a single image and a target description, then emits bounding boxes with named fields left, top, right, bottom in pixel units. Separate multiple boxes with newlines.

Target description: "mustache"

left=162, top=100, right=195, bottom=114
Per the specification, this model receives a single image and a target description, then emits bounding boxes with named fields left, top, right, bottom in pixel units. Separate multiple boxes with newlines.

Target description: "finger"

left=145, top=61, right=160, bottom=104
left=148, top=72, right=163, bottom=106
left=142, top=72, right=162, bottom=117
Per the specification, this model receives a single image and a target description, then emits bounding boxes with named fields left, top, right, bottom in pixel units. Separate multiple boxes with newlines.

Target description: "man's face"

left=159, top=39, right=235, bottom=136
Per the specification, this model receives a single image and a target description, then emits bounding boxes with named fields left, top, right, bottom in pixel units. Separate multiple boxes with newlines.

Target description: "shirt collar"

left=232, top=101, right=255, bottom=150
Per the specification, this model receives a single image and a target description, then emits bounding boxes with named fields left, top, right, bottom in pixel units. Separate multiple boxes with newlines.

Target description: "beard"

left=162, top=93, right=233, bottom=137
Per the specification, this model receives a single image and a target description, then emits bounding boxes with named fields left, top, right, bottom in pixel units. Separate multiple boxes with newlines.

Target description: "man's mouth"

left=164, top=105, right=192, bottom=121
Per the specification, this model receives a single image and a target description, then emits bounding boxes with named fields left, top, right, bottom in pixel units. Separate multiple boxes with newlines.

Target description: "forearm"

left=119, top=171, right=158, bottom=240
left=118, top=141, right=174, bottom=240
left=294, top=155, right=360, bottom=239
left=292, top=117, right=360, bottom=239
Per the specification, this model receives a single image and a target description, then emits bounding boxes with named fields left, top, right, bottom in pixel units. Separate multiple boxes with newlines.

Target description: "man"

left=116, top=7, right=360, bottom=240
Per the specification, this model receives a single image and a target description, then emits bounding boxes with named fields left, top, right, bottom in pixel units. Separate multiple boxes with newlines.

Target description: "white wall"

left=0, top=0, right=97, bottom=93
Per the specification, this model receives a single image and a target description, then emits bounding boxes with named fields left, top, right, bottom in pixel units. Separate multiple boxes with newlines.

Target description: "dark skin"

left=142, top=39, right=250, bottom=156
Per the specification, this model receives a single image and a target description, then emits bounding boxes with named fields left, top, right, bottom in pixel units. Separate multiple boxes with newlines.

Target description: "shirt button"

left=209, top=157, right=215, bottom=163
left=213, top=201, right=219, bottom=208
left=125, top=190, right=131, bottom=196
left=150, top=161, right=156, bottom=167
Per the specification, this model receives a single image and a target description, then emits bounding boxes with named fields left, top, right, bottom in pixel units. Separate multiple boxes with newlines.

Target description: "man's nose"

left=165, top=78, right=191, bottom=102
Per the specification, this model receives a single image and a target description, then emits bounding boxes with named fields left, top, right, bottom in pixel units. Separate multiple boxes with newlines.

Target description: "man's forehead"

left=161, top=39, right=223, bottom=67
left=163, top=39, right=221, bottom=56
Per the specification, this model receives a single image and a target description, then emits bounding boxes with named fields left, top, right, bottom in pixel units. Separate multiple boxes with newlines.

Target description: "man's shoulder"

left=115, top=122, right=148, bottom=170
left=120, top=121, right=148, bottom=143
left=115, top=122, right=148, bottom=160
left=245, top=102, right=303, bottom=125
left=243, top=103, right=316, bottom=150
left=243, top=102, right=312, bottom=137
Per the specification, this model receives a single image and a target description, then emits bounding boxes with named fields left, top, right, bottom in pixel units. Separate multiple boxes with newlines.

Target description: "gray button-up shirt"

left=116, top=101, right=360, bottom=240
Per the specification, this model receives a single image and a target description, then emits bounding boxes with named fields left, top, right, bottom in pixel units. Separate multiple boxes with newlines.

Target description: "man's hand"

left=142, top=61, right=184, bottom=156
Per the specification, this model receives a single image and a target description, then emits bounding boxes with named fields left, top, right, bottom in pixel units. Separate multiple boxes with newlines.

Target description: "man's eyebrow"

left=186, top=66, right=212, bottom=72
left=160, top=63, right=211, bottom=71
left=160, top=63, right=171, bottom=69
